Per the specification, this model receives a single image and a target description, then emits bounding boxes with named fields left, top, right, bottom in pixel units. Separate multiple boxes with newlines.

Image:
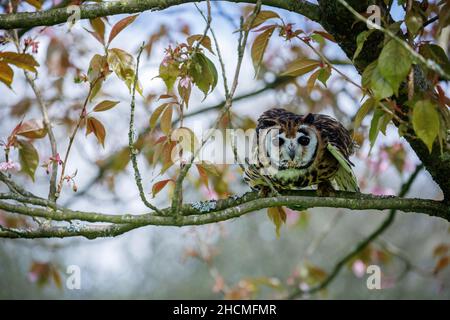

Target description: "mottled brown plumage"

left=244, top=108, right=358, bottom=195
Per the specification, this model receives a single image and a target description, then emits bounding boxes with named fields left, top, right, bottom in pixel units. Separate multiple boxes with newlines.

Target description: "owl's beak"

left=288, top=147, right=296, bottom=160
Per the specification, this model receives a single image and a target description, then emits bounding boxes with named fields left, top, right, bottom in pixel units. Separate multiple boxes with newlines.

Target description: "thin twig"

left=24, top=72, right=59, bottom=202
left=56, top=83, right=95, bottom=198
left=129, top=43, right=163, bottom=214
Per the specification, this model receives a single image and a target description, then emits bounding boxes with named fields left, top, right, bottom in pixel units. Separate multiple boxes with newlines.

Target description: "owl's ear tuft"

left=303, top=113, right=315, bottom=124
left=260, top=119, right=277, bottom=128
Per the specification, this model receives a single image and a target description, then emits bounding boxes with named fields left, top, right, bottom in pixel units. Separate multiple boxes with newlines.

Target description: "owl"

left=244, top=108, right=359, bottom=195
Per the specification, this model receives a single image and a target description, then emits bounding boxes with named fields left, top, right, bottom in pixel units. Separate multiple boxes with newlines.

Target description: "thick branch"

left=317, top=0, right=450, bottom=199
left=0, top=190, right=448, bottom=239
left=0, top=0, right=320, bottom=30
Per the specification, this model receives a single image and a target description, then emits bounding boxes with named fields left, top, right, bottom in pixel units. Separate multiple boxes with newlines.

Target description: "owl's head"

left=261, top=113, right=319, bottom=170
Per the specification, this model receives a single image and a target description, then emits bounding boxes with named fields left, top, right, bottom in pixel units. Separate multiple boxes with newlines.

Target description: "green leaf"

left=107, top=48, right=141, bottom=95
left=412, top=99, right=440, bottom=153
left=267, top=207, right=286, bottom=238
left=317, top=67, right=331, bottom=87
left=87, top=54, right=109, bottom=101
left=419, top=44, right=450, bottom=75
left=353, top=30, right=373, bottom=61
left=354, top=98, right=375, bottom=129
left=369, top=107, right=384, bottom=149
left=405, top=10, right=423, bottom=36
left=312, top=31, right=335, bottom=42
left=281, top=59, right=320, bottom=77
left=189, top=52, right=218, bottom=99
left=17, top=140, right=39, bottom=181
left=370, top=63, right=394, bottom=100
left=379, top=112, right=393, bottom=135
left=159, top=61, right=179, bottom=92
left=93, top=100, right=120, bottom=112
left=361, top=60, right=377, bottom=89
left=87, top=54, right=108, bottom=83
left=251, top=25, right=276, bottom=77
left=378, top=40, right=412, bottom=95
left=310, top=34, right=325, bottom=46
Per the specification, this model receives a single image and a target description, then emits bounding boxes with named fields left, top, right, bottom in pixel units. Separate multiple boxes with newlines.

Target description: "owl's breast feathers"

left=245, top=108, right=357, bottom=191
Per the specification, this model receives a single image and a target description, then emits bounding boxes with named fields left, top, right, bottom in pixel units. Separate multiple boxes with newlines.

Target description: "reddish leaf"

left=149, top=103, right=169, bottom=129
left=108, top=15, right=139, bottom=44
left=306, top=69, right=320, bottom=95
left=0, top=52, right=39, bottom=73
left=246, top=10, right=280, bottom=30
left=251, top=25, right=276, bottom=77
left=433, top=256, right=450, bottom=275
left=196, top=164, right=209, bottom=188
left=267, top=207, right=287, bottom=238
left=93, top=100, right=120, bottom=112
left=433, top=244, right=449, bottom=257
left=86, top=117, right=106, bottom=147
left=152, top=179, right=173, bottom=197
left=90, top=18, right=105, bottom=45
left=0, top=61, right=13, bottom=87
left=25, top=0, right=42, bottom=9
left=281, top=59, right=320, bottom=77
left=160, top=106, right=173, bottom=135
left=187, top=34, right=213, bottom=53
left=16, top=119, right=47, bottom=139
left=154, top=136, right=167, bottom=145
left=51, top=268, right=63, bottom=290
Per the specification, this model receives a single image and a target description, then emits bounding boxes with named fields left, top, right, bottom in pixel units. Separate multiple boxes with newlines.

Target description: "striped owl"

left=244, top=108, right=359, bottom=195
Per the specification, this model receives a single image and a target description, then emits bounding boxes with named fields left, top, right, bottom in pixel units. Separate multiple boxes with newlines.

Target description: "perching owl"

left=244, top=108, right=359, bottom=195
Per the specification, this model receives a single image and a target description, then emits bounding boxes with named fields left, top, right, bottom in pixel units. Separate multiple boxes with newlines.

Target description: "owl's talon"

left=317, top=181, right=336, bottom=197
left=258, top=186, right=272, bottom=197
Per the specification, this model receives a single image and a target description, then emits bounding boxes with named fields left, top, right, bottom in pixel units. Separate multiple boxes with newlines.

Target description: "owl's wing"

left=326, top=143, right=359, bottom=192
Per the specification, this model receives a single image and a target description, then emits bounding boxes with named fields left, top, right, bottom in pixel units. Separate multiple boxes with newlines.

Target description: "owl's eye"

left=275, top=137, right=285, bottom=147
left=298, top=136, right=310, bottom=146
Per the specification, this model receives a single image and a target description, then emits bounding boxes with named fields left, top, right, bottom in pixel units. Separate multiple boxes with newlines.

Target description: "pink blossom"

left=179, top=76, right=192, bottom=89
left=50, top=153, right=63, bottom=165
left=0, top=161, right=21, bottom=172
left=299, top=282, right=310, bottom=291
left=161, top=54, right=171, bottom=67
left=285, top=208, right=299, bottom=226
left=352, top=260, right=366, bottom=278
left=201, top=185, right=218, bottom=200
left=371, top=186, right=395, bottom=196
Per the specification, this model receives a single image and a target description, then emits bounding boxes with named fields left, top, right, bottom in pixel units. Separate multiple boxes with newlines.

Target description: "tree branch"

left=0, top=189, right=448, bottom=239
left=24, top=72, right=59, bottom=202
left=0, top=0, right=321, bottom=30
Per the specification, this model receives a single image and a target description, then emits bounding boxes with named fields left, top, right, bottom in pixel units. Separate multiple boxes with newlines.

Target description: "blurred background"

left=0, top=0, right=449, bottom=299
